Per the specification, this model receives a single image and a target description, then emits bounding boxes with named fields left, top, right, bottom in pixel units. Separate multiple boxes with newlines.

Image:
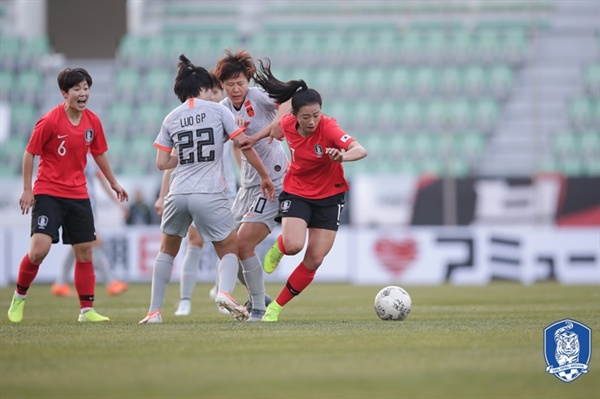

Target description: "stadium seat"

left=439, top=66, right=463, bottom=95
left=0, top=36, right=20, bottom=70
left=143, top=68, right=173, bottom=104
left=463, top=65, right=487, bottom=97
left=10, top=103, right=37, bottom=135
left=15, top=70, right=43, bottom=104
left=0, top=70, right=12, bottom=102
left=106, top=102, right=134, bottom=137
left=584, top=63, right=600, bottom=96
left=114, top=68, right=140, bottom=102
left=489, top=64, right=515, bottom=99
left=413, top=67, right=438, bottom=97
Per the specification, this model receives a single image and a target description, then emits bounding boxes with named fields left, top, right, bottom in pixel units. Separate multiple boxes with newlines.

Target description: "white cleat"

left=139, top=310, right=163, bottom=324
left=215, top=291, right=249, bottom=322
left=174, top=299, right=191, bottom=316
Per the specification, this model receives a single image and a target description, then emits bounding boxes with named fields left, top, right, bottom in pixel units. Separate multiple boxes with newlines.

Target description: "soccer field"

left=1, top=282, right=598, bottom=399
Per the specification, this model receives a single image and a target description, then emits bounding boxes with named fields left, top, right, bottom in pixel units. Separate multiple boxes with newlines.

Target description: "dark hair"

left=57, top=68, right=92, bottom=92
left=253, top=58, right=322, bottom=114
left=174, top=54, right=213, bottom=103
left=214, top=49, right=256, bottom=83
left=209, top=70, right=222, bottom=91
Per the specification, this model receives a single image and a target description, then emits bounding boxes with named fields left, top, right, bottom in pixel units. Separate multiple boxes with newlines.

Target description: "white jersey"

left=220, top=87, right=288, bottom=188
left=222, top=139, right=237, bottom=201
left=154, top=98, right=244, bottom=195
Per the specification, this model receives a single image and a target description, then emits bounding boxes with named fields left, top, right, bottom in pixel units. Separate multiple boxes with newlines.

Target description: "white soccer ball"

left=374, top=286, right=412, bottom=321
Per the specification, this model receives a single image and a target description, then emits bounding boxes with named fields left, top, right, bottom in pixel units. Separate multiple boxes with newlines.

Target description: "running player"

left=139, top=54, right=274, bottom=324
left=213, top=49, right=290, bottom=321
left=252, top=59, right=367, bottom=322
left=8, top=67, right=128, bottom=323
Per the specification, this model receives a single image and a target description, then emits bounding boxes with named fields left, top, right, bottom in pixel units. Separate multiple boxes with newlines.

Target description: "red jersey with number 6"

left=280, top=114, right=355, bottom=199
left=26, top=103, right=108, bottom=199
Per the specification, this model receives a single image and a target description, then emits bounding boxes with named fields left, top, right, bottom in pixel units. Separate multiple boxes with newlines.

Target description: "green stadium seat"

left=400, top=100, right=424, bottom=130
left=584, top=63, right=600, bottom=96
left=114, top=68, right=140, bottom=102
left=0, top=70, right=12, bottom=102
left=503, top=28, right=528, bottom=63
left=448, top=29, right=474, bottom=62
left=336, top=67, right=363, bottom=96
left=552, top=132, right=578, bottom=158
left=0, top=36, right=20, bottom=69
left=580, top=131, right=600, bottom=159
left=463, top=65, right=487, bottom=97
left=423, top=100, right=448, bottom=130
left=474, top=28, right=501, bottom=62
left=143, top=68, right=173, bottom=103
left=439, top=66, right=463, bottom=95
left=413, top=67, right=438, bottom=97
left=117, top=35, right=146, bottom=65
left=569, top=98, right=595, bottom=129
left=138, top=103, right=166, bottom=134
left=447, top=99, right=473, bottom=129
left=389, top=67, right=412, bottom=96
left=21, top=37, right=51, bottom=64
left=473, top=99, right=499, bottom=131
left=15, top=70, right=43, bottom=103
left=364, top=67, right=387, bottom=96
left=489, top=64, right=514, bottom=98
left=10, top=103, right=37, bottom=135
left=459, top=132, right=485, bottom=159
left=106, top=102, right=134, bottom=136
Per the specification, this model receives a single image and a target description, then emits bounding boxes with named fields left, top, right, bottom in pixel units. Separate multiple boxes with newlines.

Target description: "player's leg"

left=8, top=233, right=52, bottom=323
left=212, top=231, right=248, bottom=322
left=9, top=195, right=59, bottom=322
left=175, top=226, right=204, bottom=316
left=238, top=221, right=270, bottom=320
left=139, top=233, right=182, bottom=324
left=263, top=228, right=336, bottom=322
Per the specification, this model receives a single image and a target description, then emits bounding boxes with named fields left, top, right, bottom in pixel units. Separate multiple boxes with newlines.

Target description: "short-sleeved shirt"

left=280, top=114, right=355, bottom=199
left=220, top=87, right=288, bottom=188
left=26, top=103, right=108, bottom=199
left=153, top=97, right=244, bottom=195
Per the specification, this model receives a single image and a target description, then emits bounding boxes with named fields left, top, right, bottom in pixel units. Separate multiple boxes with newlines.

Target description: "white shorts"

left=231, top=177, right=283, bottom=232
left=161, top=192, right=235, bottom=243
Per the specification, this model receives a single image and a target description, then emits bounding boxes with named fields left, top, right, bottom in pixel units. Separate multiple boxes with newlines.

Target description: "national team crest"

left=85, top=129, right=94, bottom=143
left=314, top=144, right=323, bottom=158
left=544, top=319, right=591, bottom=382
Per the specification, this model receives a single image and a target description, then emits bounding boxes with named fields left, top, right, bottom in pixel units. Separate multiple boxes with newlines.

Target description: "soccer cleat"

left=139, top=310, right=162, bottom=324
left=262, top=301, right=282, bottom=322
left=245, top=293, right=273, bottom=312
left=246, top=308, right=266, bottom=322
left=51, top=283, right=72, bottom=297
left=174, top=299, right=191, bottom=316
left=216, top=304, right=232, bottom=316
left=263, top=241, right=284, bottom=274
left=215, top=291, right=249, bottom=322
left=7, top=297, right=26, bottom=323
left=78, top=309, right=110, bottom=322
left=107, top=281, right=128, bottom=296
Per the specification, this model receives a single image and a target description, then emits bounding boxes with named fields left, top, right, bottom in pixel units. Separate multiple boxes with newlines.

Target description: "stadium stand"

left=0, top=0, right=598, bottom=179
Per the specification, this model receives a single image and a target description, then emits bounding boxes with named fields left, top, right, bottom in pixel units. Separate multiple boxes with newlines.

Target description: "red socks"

left=275, top=262, right=316, bottom=306
left=74, top=260, right=96, bottom=309
left=277, top=235, right=288, bottom=255
left=15, top=255, right=40, bottom=295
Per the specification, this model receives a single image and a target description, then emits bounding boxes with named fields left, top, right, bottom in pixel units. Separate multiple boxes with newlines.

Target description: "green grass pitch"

left=1, top=282, right=598, bottom=399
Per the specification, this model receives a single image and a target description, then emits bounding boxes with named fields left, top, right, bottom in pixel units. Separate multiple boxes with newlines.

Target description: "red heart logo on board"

left=374, top=238, right=417, bottom=276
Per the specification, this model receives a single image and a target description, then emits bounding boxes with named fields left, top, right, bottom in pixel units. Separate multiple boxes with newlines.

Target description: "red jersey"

left=280, top=114, right=355, bottom=199
left=26, top=103, right=108, bottom=199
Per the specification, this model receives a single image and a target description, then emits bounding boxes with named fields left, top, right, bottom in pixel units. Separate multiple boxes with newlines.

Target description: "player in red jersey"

left=7, top=67, right=128, bottom=323
left=250, top=59, right=367, bottom=321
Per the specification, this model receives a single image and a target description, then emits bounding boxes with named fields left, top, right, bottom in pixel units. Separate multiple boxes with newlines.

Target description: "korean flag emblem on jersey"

left=340, top=134, right=350, bottom=143
left=544, top=319, right=591, bottom=382
left=85, top=129, right=94, bottom=143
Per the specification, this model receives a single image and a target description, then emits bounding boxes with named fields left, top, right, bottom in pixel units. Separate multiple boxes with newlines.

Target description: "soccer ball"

left=374, top=286, right=412, bottom=321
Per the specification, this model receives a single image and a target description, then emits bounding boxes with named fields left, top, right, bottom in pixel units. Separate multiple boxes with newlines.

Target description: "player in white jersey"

left=139, top=54, right=274, bottom=324
left=52, top=153, right=129, bottom=297
left=153, top=74, right=241, bottom=317
left=214, top=50, right=291, bottom=321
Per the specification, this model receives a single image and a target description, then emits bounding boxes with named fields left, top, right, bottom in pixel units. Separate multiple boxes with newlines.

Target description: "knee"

left=283, top=239, right=304, bottom=256
left=28, top=249, right=48, bottom=265
left=237, top=240, right=255, bottom=259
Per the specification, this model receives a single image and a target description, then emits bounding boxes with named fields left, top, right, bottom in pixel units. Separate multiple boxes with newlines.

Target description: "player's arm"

left=19, top=151, right=35, bottom=215
left=238, top=100, right=291, bottom=150
left=154, top=168, right=173, bottom=216
left=93, top=152, right=129, bottom=202
left=232, top=133, right=275, bottom=200
left=156, top=147, right=178, bottom=171
left=326, top=141, right=368, bottom=163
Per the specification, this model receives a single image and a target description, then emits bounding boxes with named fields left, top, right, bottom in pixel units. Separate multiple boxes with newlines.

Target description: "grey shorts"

left=161, top=192, right=235, bottom=243
left=231, top=177, right=283, bottom=232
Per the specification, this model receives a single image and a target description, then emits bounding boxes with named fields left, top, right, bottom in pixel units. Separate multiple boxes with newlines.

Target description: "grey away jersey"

left=220, top=87, right=288, bottom=188
left=154, top=98, right=243, bottom=195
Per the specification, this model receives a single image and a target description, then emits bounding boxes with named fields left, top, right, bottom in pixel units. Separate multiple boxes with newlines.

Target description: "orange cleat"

left=107, top=280, right=128, bottom=296
left=51, top=283, right=72, bottom=297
